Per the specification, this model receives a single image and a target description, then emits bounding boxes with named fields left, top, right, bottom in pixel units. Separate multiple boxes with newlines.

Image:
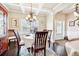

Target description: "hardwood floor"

left=0, top=40, right=67, bottom=56
left=1, top=42, right=18, bottom=56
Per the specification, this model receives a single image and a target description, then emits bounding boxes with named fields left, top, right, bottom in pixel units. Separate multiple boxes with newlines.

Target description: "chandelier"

left=73, top=4, right=79, bottom=26
left=26, top=3, right=36, bottom=21
left=74, top=4, right=79, bottom=17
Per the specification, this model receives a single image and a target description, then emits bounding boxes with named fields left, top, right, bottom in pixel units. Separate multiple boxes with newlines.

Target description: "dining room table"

left=20, top=34, right=35, bottom=48
left=19, top=34, right=35, bottom=56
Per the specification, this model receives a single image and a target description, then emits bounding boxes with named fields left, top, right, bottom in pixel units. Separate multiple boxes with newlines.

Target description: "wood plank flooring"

left=0, top=41, right=67, bottom=56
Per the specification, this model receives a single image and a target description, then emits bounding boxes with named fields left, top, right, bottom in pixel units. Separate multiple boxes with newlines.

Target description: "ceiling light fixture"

left=74, top=4, right=79, bottom=17
left=73, top=4, right=79, bottom=26
left=26, top=3, right=36, bottom=21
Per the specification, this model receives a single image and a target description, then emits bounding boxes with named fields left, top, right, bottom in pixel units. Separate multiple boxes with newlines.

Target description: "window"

left=20, top=19, right=38, bottom=35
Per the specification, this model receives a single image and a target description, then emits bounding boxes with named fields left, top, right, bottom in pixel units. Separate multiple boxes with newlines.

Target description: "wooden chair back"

left=14, top=30, right=21, bottom=46
left=13, top=30, right=21, bottom=56
left=34, top=31, right=48, bottom=49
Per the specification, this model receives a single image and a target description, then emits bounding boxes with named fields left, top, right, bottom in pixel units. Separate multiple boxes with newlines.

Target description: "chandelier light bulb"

left=27, top=14, right=31, bottom=18
left=74, top=12, right=79, bottom=17
left=25, top=17, right=28, bottom=19
left=26, top=3, right=37, bottom=21
left=33, top=15, right=37, bottom=19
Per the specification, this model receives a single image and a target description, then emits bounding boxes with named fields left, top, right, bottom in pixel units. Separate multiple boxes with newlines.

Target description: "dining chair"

left=31, top=31, right=48, bottom=56
left=48, top=30, right=52, bottom=48
left=8, top=29, right=16, bottom=46
left=14, top=30, right=25, bottom=56
left=43, top=30, right=52, bottom=48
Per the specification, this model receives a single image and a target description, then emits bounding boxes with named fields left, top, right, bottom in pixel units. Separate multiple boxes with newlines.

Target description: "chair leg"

left=48, top=40, right=50, bottom=48
left=17, top=46, right=20, bottom=56
left=17, top=50, right=19, bottom=56
left=8, top=40, right=10, bottom=46
left=27, top=47, right=30, bottom=52
left=44, top=48, right=46, bottom=56
left=34, top=51, right=36, bottom=56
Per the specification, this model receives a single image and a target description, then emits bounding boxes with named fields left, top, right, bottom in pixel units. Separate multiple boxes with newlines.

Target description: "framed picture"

left=69, top=21, right=75, bottom=26
left=11, top=18, right=17, bottom=28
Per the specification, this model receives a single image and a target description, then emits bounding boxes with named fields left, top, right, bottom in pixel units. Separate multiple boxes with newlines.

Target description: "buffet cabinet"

left=0, top=4, right=8, bottom=55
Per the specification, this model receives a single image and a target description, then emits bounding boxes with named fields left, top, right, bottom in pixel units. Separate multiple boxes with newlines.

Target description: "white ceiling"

left=3, top=3, right=76, bottom=16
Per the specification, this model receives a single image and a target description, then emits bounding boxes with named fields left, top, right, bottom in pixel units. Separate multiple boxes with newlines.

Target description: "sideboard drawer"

left=0, top=41, right=2, bottom=49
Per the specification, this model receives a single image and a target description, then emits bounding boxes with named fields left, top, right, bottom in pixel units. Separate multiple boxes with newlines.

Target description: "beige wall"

left=46, top=13, right=54, bottom=42
left=37, top=15, right=47, bottom=31
left=54, top=12, right=79, bottom=40
left=46, top=12, right=67, bottom=40
left=66, top=13, right=79, bottom=40
left=8, top=12, right=47, bottom=31
left=46, top=13, right=53, bottom=30
left=53, top=12, right=66, bottom=40
left=8, top=12, right=26, bottom=30
left=8, top=11, right=79, bottom=40
left=46, top=12, right=67, bottom=41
